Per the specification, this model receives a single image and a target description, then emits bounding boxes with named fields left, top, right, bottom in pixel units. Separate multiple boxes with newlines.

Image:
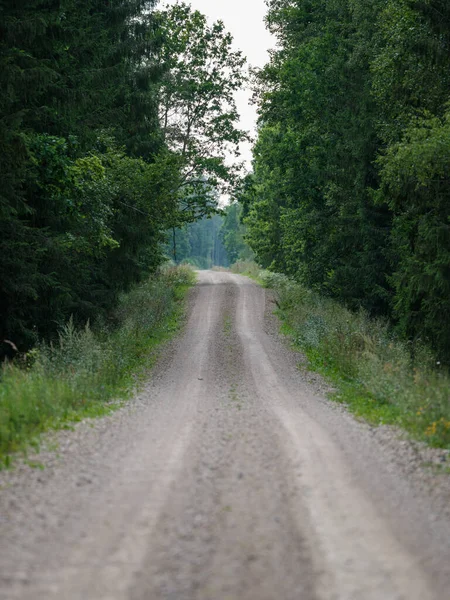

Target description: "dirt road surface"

left=1, top=271, right=450, bottom=600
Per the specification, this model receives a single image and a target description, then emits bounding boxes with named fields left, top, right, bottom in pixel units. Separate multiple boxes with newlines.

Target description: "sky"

left=162, top=0, right=274, bottom=170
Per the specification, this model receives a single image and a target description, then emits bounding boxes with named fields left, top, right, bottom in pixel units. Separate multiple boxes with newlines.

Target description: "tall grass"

left=232, top=261, right=450, bottom=449
left=0, top=265, right=195, bottom=465
left=230, top=260, right=261, bottom=279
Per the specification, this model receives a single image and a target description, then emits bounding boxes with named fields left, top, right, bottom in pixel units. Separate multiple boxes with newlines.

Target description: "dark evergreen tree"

left=373, top=0, right=450, bottom=355
left=220, top=202, right=254, bottom=265
left=0, top=0, right=167, bottom=351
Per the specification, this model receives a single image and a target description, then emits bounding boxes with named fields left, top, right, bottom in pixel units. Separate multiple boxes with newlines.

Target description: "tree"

left=371, top=0, right=450, bottom=356
left=220, top=202, right=254, bottom=264
left=0, top=0, right=170, bottom=351
left=247, top=0, right=390, bottom=312
left=378, top=111, right=450, bottom=355
left=242, top=0, right=450, bottom=360
left=155, top=2, right=248, bottom=223
left=0, top=1, right=251, bottom=354
left=168, top=215, right=229, bottom=269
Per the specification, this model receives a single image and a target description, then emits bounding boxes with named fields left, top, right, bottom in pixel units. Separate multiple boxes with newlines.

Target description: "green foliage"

left=379, top=109, right=450, bottom=354
left=0, top=1, right=247, bottom=355
left=168, top=215, right=229, bottom=269
left=244, top=0, right=450, bottom=360
left=245, top=0, right=391, bottom=311
left=372, top=0, right=450, bottom=357
left=156, top=2, right=248, bottom=223
left=0, top=265, right=195, bottom=465
left=250, top=264, right=450, bottom=449
left=0, top=0, right=165, bottom=352
left=220, top=202, right=254, bottom=264
left=0, top=132, right=179, bottom=349
left=230, top=260, right=264, bottom=280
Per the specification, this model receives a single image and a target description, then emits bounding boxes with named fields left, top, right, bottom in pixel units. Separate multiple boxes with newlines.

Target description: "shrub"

left=272, top=275, right=450, bottom=448
left=231, top=260, right=261, bottom=278
left=0, top=266, right=194, bottom=464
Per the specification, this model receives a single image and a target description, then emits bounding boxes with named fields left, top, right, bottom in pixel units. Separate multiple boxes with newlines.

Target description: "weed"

left=0, top=265, right=195, bottom=467
left=223, top=315, right=232, bottom=336
left=232, top=261, right=450, bottom=449
left=24, top=460, right=45, bottom=470
left=277, top=281, right=450, bottom=448
left=421, top=462, right=450, bottom=475
left=231, top=260, right=261, bottom=280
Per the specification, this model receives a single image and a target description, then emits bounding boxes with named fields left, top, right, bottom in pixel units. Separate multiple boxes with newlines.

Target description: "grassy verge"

left=230, top=260, right=262, bottom=281
left=0, top=265, right=195, bottom=467
left=232, top=262, right=450, bottom=449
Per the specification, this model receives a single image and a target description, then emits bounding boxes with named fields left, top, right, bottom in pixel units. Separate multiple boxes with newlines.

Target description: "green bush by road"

left=0, top=265, right=195, bottom=467
left=233, top=262, right=450, bottom=450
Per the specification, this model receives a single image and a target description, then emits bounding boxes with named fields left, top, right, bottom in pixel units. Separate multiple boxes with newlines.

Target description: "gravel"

left=0, top=271, right=449, bottom=600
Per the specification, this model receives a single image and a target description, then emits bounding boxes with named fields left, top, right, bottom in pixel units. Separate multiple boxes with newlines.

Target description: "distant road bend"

left=1, top=271, right=449, bottom=599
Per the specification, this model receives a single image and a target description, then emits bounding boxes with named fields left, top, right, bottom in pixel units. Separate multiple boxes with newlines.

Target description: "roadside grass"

left=230, top=260, right=262, bottom=281
left=0, top=265, right=195, bottom=467
left=231, top=261, right=450, bottom=449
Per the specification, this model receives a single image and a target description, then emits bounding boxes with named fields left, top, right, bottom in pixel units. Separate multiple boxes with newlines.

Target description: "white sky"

left=162, top=0, right=274, bottom=170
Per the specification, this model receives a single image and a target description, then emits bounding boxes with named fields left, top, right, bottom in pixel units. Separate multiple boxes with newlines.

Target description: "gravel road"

left=1, top=271, right=450, bottom=600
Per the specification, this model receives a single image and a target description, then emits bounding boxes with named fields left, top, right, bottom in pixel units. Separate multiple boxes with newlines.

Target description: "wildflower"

left=425, top=421, right=437, bottom=436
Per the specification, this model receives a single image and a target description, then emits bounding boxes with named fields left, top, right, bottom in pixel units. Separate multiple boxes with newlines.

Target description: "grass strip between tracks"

left=231, top=261, right=450, bottom=451
left=0, top=265, right=195, bottom=468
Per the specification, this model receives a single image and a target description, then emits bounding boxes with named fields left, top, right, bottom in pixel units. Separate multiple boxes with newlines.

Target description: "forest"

left=0, top=0, right=247, bottom=357
left=168, top=202, right=253, bottom=269
left=240, top=0, right=450, bottom=362
left=2, top=0, right=450, bottom=366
